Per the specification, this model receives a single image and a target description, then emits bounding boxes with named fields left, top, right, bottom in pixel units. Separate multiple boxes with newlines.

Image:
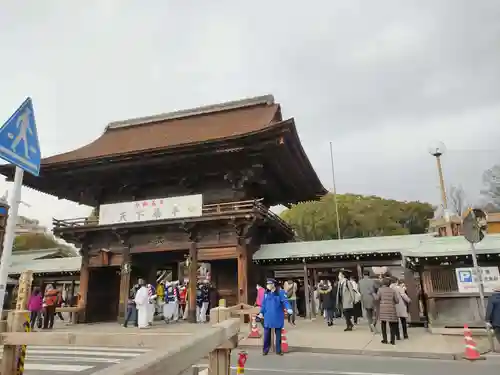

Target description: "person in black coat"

left=318, top=280, right=337, bottom=326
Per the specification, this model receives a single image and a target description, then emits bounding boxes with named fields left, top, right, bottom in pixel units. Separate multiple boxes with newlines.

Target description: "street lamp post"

left=428, top=142, right=452, bottom=236
left=428, top=142, right=448, bottom=211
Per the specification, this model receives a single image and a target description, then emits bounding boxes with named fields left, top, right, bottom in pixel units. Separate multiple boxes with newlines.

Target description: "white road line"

left=25, top=346, right=150, bottom=352
left=25, top=355, right=122, bottom=363
left=25, top=350, right=141, bottom=357
left=230, top=367, right=403, bottom=375
left=24, top=363, right=93, bottom=372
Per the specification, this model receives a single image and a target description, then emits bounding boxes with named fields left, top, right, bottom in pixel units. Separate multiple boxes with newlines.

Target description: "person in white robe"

left=134, top=280, right=149, bottom=329
left=147, top=284, right=157, bottom=325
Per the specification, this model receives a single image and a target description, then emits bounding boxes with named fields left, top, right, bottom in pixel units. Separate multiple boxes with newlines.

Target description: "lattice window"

left=429, top=267, right=457, bottom=292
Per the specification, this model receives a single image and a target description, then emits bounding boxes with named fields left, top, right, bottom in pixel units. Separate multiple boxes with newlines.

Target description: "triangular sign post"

left=0, top=97, right=42, bottom=319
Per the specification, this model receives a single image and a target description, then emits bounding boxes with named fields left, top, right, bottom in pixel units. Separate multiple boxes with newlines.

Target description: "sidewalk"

left=238, top=318, right=493, bottom=360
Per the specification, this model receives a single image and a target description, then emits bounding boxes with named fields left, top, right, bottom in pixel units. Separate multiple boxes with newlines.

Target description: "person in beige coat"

left=390, top=278, right=411, bottom=340
left=374, top=277, right=399, bottom=345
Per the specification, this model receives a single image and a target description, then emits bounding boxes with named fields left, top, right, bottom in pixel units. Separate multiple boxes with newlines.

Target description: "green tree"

left=280, top=193, right=434, bottom=241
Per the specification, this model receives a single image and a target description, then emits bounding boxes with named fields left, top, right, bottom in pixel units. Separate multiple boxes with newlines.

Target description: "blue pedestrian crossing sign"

left=0, top=98, right=41, bottom=176
left=458, top=270, right=472, bottom=283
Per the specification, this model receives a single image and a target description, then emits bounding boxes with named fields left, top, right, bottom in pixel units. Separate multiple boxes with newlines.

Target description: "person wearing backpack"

left=283, top=279, right=297, bottom=325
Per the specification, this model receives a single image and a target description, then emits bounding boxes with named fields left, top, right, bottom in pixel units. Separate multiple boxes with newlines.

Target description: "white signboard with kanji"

left=98, top=194, right=203, bottom=225
left=455, top=266, right=500, bottom=293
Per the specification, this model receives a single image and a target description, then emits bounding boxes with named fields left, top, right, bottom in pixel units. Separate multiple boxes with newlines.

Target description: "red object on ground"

left=248, top=314, right=262, bottom=338
left=281, top=328, right=289, bottom=353
left=238, top=351, right=248, bottom=368
left=463, top=324, right=481, bottom=361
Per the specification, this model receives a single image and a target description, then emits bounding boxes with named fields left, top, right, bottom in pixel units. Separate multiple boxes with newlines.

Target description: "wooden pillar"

left=237, top=238, right=248, bottom=305
left=2, top=271, right=33, bottom=375
left=188, top=240, right=198, bottom=323
left=209, top=306, right=233, bottom=375
left=356, top=263, right=362, bottom=279
left=401, top=257, right=420, bottom=324
left=311, top=268, right=318, bottom=316
left=78, top=246, right=90, bottom=323
left=70, top=280, right=76, bottom=305
left=303, top=260, right=311, bottom=320
left=118, top=245, right=132, bottom=322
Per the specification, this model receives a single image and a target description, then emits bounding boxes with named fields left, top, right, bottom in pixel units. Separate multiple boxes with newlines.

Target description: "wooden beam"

left=91, top=319, right=239, bottom=375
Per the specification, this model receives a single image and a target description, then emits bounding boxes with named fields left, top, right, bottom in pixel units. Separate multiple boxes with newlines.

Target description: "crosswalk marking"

left=26, top=349, right=143, bottom=357
left=24, top=356, right=122, bottom=363
left=25, top=363, right=94, bottom=372
left=25, top=345, right=150, bottom=352
left=10, top=345, right=153, bottom=373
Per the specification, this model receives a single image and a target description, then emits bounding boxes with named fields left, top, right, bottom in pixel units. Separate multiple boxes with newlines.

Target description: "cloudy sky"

left=1, top=0, right=500, bottom=228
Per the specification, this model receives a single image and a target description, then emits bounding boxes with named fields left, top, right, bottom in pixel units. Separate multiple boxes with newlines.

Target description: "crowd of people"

left=312, top=270, right=411, bottom=344
left=123, top=278, right=212, bottom=329
left=27, top=284, right=70, bottom=330
left=256, top=269, right=412, bottom=351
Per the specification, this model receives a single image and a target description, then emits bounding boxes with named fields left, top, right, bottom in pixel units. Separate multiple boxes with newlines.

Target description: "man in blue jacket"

left=258, top=278, right=293, bottom=356
left=486, top=283, right=500, bottom=352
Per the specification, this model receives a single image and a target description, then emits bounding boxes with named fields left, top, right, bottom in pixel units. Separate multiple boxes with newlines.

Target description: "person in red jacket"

left=43, top=285, right=60, bottom=330
left=178, top=284, right=187, bottom=319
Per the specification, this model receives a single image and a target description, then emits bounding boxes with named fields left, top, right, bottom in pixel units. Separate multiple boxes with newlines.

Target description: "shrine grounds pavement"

left=237, top=318, right=498, bottom=361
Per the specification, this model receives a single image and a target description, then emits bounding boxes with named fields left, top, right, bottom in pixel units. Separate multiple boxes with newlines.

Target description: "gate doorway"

left=86, top=266, right=121, bottom=322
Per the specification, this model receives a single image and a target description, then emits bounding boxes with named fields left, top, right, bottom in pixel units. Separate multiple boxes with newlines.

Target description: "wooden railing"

left=1, top=271, right=240, bottom=375
left=52, top=199, right=292, bottom=232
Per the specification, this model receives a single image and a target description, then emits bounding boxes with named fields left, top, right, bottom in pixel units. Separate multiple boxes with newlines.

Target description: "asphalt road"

left=19, top=345, right=500, bottom=374
left=225, top=349, right=500, bottom=375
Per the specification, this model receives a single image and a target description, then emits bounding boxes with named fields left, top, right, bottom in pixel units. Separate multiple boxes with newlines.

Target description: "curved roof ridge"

left=106, top=94, right=275, bottom=131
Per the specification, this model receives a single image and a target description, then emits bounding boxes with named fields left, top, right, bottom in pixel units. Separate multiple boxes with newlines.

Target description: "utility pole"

left=329, top=142, right=341, bottom=239
left=462, top=208, right=494, bottom=351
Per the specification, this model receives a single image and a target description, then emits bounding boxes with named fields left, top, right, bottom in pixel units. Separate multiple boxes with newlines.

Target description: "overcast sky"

left=1, top=0, right=500, bottom=228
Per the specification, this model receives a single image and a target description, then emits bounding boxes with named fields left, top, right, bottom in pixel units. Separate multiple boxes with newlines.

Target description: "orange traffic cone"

left=281, top=329, right=289, bottom=353
left=463, top=324, right=482, bottom=361
left=248, top=314, right=261, bottom=338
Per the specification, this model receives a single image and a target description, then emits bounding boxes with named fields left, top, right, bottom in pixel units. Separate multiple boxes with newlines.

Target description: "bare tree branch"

left=448, top=184, right=467, bottom=215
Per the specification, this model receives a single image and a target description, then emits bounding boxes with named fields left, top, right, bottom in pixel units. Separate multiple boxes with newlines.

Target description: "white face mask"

left=266, top=284, right=273, bottom=291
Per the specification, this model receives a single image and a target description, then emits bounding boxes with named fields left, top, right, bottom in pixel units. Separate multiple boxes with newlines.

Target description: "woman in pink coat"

left=28, top=287, right=43, bottom=329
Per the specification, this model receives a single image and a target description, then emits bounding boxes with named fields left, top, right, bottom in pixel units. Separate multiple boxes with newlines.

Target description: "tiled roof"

left=41, top=95, right=281, bottom=165
left=253, top=234, right=500, bottom=260
left=10, top=248, right=67, bottom=264
left=404, top=234, right=500, bottom=257
left=9, top=256, right=81, bottom=275
left=253, top=234, right=434, bottom=260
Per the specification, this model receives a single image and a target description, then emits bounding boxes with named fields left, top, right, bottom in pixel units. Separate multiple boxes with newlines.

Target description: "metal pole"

left=470, top=242, right=486, bottom=314
left=470, top=241, right=495, bottom=351
left=0, top=166, right=24, bottom=318
left=435, top=155, right=448, bottom=210
left=329, top=142, right=341, bottom=239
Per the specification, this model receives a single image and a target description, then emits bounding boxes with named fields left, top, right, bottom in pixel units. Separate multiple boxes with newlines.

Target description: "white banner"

left=455, top=266, right=500, bottom=293
left=98, top=194, right=203, bottom=225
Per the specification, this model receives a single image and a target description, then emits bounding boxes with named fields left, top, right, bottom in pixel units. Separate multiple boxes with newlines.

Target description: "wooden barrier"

left=0, top=306, right=239, bottom=375
left=1, top=270, right=33, bottom=375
